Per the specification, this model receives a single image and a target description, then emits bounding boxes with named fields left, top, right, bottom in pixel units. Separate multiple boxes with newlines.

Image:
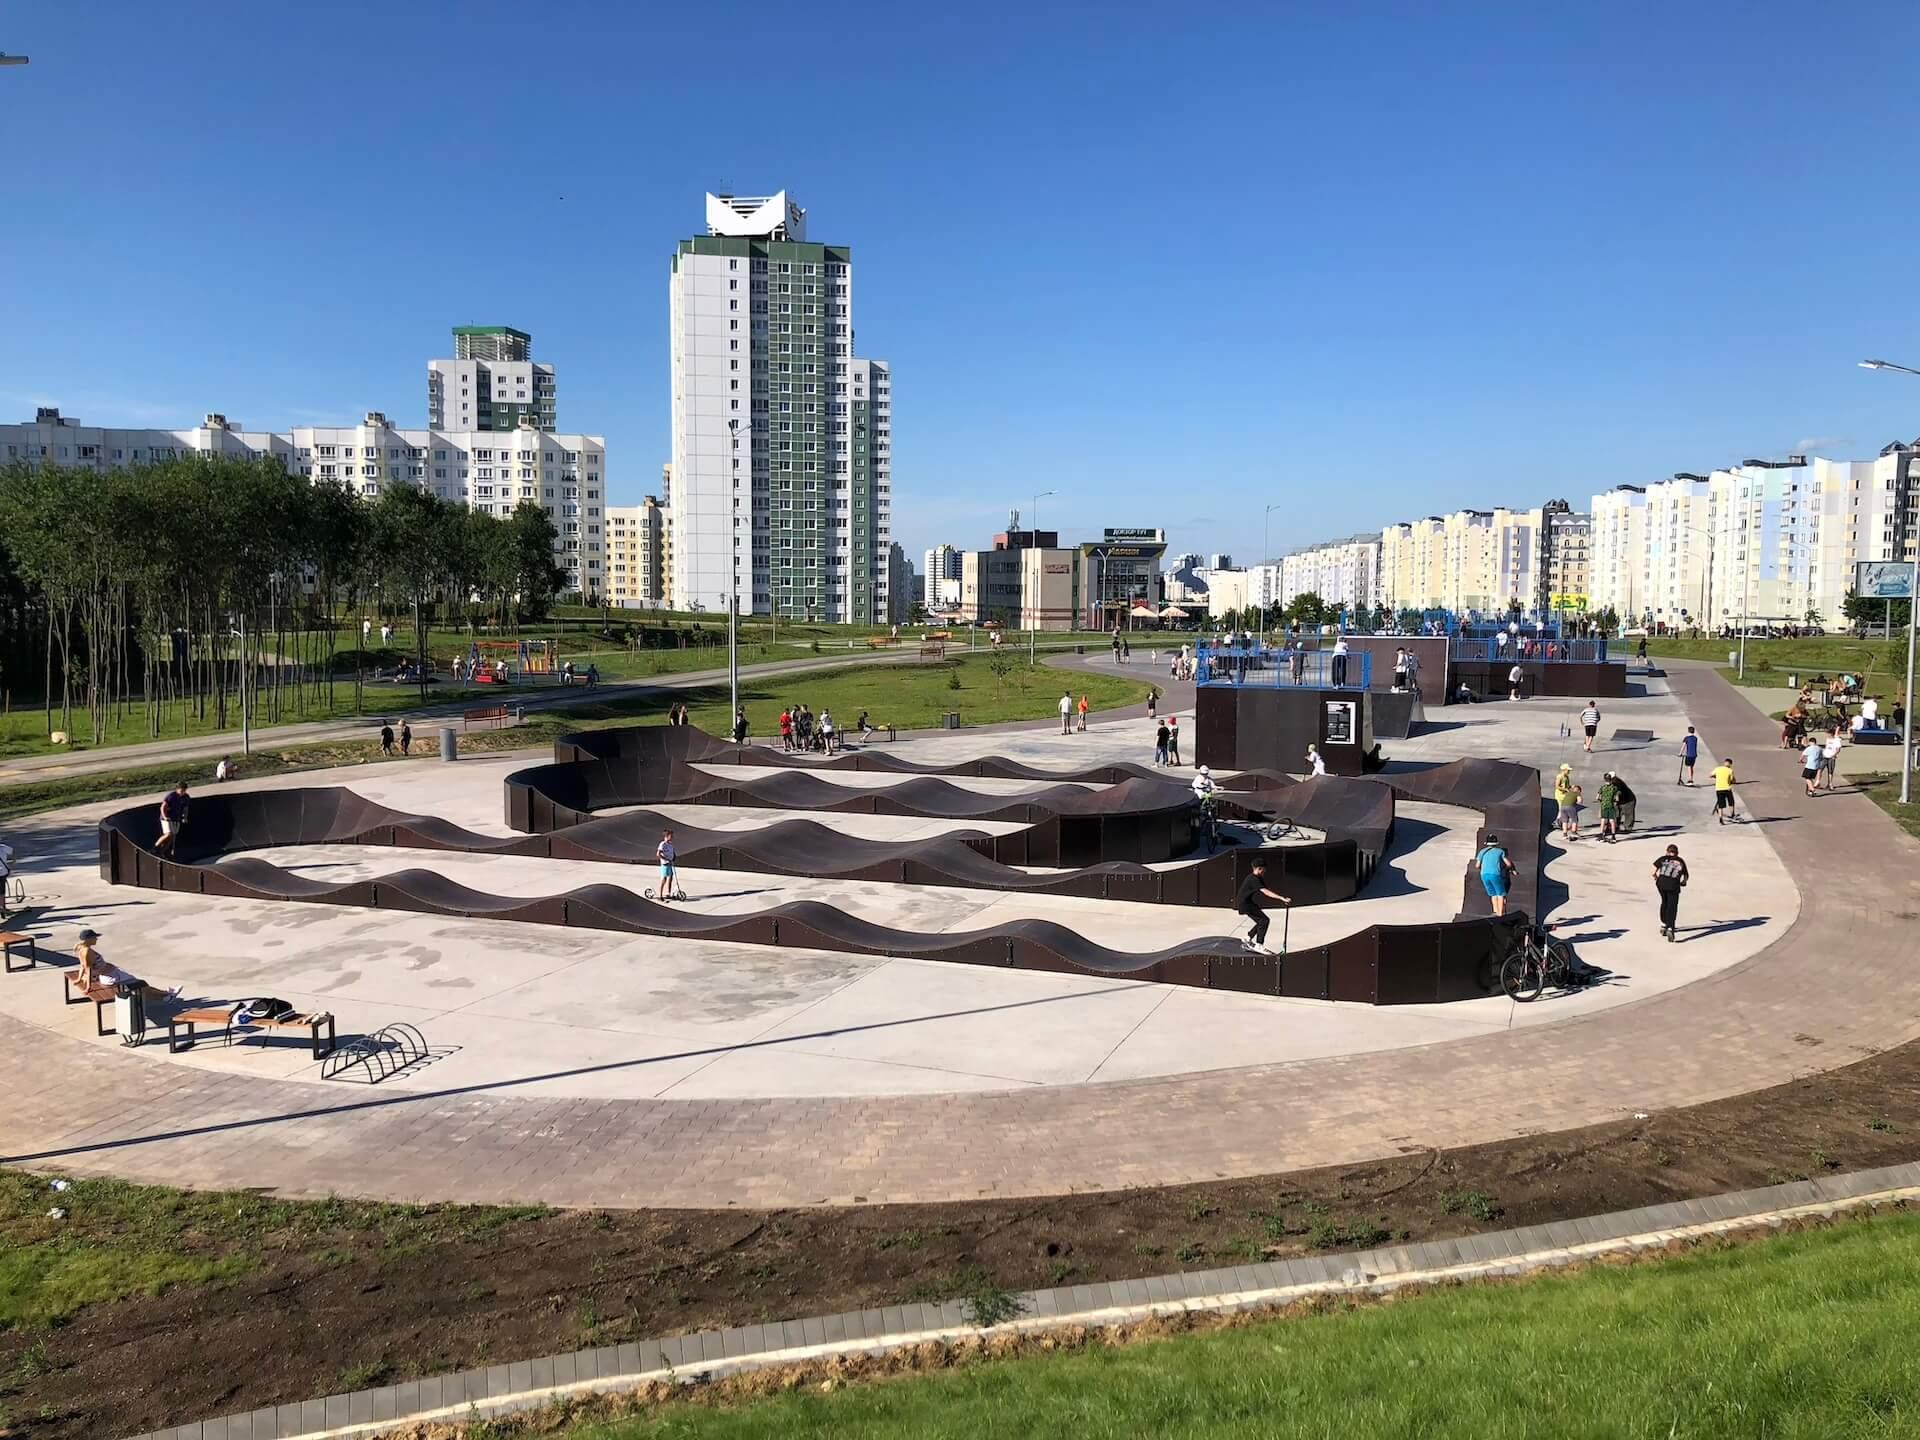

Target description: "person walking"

left=399, top=721, right=412, bottom=755
left=1598, top=771, right=1622, bottom=843
left=1712, top=757, right=1738, bottom=824
left=379, top=723, right=395, bottom=756
left=1579, top=700, right=1601, bottom=753
left=733, top=707, right=749, bottom=745
left=1801, top=735, right=1824, bottom=797
left=1235, top=860, right=1292, bottom=953
left=1154, top=720, right=1170, bottom=766
left=1060, top=691, right=1074, bottom=735
left=1166, top=714, right=1182, bottom=766
left=1146, top=688, right=1158, bottom=720
left=1476, top=832, right=1515, bottom=917
left=1679, top=726, right=1699, bottom=786
left=1820, top=729, right=1845, bottom=792
left=1404, top=646, right=1421, bottom=698
left=155, top=782, right=190, bottom=856
left=1653, top=844, right=1690, bottom=941
left=1508, top=662, right=1525, bottom=701
left=1553, top=764, right=1580, bottom=840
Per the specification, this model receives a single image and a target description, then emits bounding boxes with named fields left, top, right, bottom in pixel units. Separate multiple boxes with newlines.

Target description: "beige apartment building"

left=606, top=496, right=668, bottom=608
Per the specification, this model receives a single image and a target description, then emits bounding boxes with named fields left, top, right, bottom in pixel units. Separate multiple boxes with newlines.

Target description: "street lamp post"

left=726, top=418, right=741, bottom=723
left=1031, top=490, right=1055, bottom=660
left=1858, top=358, right=1920, bottom=801
left=1263, top=502, right=1282, bottom=633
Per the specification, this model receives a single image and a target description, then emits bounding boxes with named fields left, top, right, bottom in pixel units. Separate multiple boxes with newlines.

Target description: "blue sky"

left=3, top=1, right=1918, bottom=569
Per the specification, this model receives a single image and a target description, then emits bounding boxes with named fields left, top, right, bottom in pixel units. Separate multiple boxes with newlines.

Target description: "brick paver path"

left=3, top=664, right=1915, bottom=1207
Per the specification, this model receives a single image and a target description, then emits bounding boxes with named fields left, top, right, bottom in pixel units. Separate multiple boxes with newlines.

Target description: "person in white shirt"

left=1059, top=692, right=1073, bottom=735
left=1330, top=636, right=1351, bottom=688
left=1191, top=765, right=1219, bottom=803
left=1802, top=737, right=1824, bottom=796
left=1862, top=696, right=1880, bottom=726
left=1509, top=664, right=1525, bottom=701
left=1580, top=701, right=1601, bottom=753
left=1306, top=744, right=1327, bottom=778
left=1820, top=731, right=1845, bottom=791
left=214, top=756, right=233, bottom=783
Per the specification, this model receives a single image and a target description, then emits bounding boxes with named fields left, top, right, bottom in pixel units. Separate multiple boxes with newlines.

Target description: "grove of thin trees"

left=0, top=455, right=566, bottom=743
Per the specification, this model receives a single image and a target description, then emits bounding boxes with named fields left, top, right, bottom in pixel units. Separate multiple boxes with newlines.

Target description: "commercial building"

left=606, top=496, right=667, bottom=607
left=1079, top=527, right=1168, bottom=629
left=426, top=326, right=557, bottom=432
left=3, top=407, right=607, bottom=595
left=667, top=191, right=894, bottom=623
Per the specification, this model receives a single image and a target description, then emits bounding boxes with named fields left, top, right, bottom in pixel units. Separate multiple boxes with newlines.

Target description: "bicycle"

left=0, top=874, right=24, bottom=918
left=1195, top=797, right=1220, bottom=853
left=1499, top=923, right=1582, bottom=1003
left=1261, top=818, right=1303, bottom=843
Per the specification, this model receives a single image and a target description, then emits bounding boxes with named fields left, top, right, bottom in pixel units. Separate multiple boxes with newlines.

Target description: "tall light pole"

left=1858, top=358, right=1920, bottom=802
left=1263, top=502, right=1283, bottom=630
left=726, top=417, right=741, bottom=723
left=0, top=53, right=29, bottom=67
left=1030, top=490, right=1054, bottom=653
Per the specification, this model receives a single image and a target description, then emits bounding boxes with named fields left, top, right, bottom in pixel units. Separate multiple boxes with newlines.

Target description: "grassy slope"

left=1646, top=634, right=1911, bottom=690
left=569, top=1212, right=1920, bottom=1440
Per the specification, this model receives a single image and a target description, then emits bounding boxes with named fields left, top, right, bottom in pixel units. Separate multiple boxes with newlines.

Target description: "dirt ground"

left=6, top=1036, right=1920, bottom=1440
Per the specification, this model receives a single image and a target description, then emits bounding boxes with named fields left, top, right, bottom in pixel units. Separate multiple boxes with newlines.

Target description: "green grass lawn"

left=1646, top=634, right=1912, bottom=690
left=0, top=655, right=1153, bottom=823
left=557, top=1211, right=1920, bottom=1440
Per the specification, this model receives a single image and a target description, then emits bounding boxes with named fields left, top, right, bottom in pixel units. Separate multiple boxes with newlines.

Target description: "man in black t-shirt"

left=1236, top=860, right=1292, bottom=952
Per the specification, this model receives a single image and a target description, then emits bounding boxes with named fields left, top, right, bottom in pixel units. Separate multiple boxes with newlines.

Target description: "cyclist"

left=1191, top=766, right=1221, bottom=851
left=655, top=830, right=678, bottom=899
left=1190, top=765, right=1219, bottom=804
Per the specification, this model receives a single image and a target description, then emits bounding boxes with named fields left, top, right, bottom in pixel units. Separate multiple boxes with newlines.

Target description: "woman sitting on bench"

left=73, top=928, right=177, bottom=1001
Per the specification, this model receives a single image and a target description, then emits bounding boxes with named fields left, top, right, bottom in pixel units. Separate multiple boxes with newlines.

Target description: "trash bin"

left=440, top=726, right=457, bottom=761
left=944, top=711, right=961, bottom=730
left=1787, top=674, right=1797, bottom=689
left=1728, top=650, right=1737, bottom=666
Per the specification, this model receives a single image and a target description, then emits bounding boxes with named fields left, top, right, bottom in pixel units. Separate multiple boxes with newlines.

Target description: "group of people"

left=1549, top=762, right=1640, bottom=843
left=378, top=720, right=414, bottom=756
left=779, top=703, right=839, bottom=753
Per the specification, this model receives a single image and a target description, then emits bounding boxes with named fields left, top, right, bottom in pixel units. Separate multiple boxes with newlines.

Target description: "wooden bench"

left=238, top=1010, right=336, bottom=1060
left=63, top=973, right=116, bottom=1036
left=463, top=705, right=511, bottom=731
left=168, top=1005, right=242, bottom=1053
left=0, top=930, right=38, bottom=974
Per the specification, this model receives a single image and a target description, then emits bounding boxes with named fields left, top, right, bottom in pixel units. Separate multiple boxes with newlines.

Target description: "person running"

left=1679, top=726, right=1700, bottom=786
left=1059, top=691, right=1073, bottom=735
left=1078, top=694, right=1090, bottom=732
left=1508, top=663, right=1525, bottom=701
left=1154, top=720, right=1170, bottom=766
left=1598, top=772, right=1622, bottom=843
left=1476, top=832, right=1515, bottom=916
left=1712, top=757, right=1738, bottom=824
left=1579, top=700, right=1601, bottom=753
left=155, top=783, right=190, bottom=856
left=1801, top=735, right=1824, bottom=797
left=1235, top=860, right=1292, bottom=953
left=379, top=723, right=395, bottom=756
left=1820, top=729, right=1845, bottom=791
left=1653, top=844, right=1690, bottom=941
left=1165, top=714, right=1182, bottom=766
left=655, top=831, right=678, bottom=898
left=1306, top=744, right=1327, bottom=778
left=857, top=709, right=874, bottom=743
left=399, top=721, right=412, bottom=755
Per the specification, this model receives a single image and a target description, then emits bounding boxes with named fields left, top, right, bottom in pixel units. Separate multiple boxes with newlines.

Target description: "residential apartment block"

left=427, top=326, right=557, bottom=433
left=668, top=191, right=893, bottom=623
left=1275, top=535, right=1380, bottom=613
left=606, top=496, right=667, bottom=607
left=2, top=407, right=607, bottom=595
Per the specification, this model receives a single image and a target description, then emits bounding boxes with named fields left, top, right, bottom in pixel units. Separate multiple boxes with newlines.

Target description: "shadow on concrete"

left=1680, top=916, right=1772, bottom=941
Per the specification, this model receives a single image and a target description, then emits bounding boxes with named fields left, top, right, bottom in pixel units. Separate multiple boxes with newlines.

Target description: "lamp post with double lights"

left=1858, top=359, right=1920, bottom=801
left=726, top=417, right=741, bottom=722
left=1263, top=502, right=1283, bottom=633
left=1031, top=490, right=1055, bottom=660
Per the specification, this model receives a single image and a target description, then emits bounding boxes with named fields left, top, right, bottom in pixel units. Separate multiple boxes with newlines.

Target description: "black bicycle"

left=1196, top=797, right=1221, bottom=853
left=1499, top=923, right=1579, bottom=1003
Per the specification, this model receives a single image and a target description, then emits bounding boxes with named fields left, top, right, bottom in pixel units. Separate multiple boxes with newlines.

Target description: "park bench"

left=1, top=930, right=38, bottom=974
left=239, top=1009, right=336, bottom=1059
left=167, top=1005, right=242, bottom=1052
left=919, top=642, right=946, bottom=659
left=463, top=705, right=511, bottom=731
left=62, top=973, right=116, bottom=1036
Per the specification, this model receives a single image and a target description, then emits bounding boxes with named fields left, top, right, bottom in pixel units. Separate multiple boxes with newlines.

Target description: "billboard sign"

left=1103, top=527, right=1162, bottom=541
left=1855, top=561, right=1917, bottom=601
left=1551, top=593, right=1589, bottom=611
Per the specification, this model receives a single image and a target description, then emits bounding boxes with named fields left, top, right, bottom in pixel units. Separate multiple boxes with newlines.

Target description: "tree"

left=1594, top=605, right=1620, bottom=638
left=1804, top=606, right=1824, bottom=628
left=1395, top=606, right=1422, bottom=633
left=1287, top=591, right=1328, bottom=628
left=1370, top=603, right=1391, bottom=633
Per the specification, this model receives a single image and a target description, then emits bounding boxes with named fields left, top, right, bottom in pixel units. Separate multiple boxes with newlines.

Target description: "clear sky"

left=3, top=1, right=1918, bottom=570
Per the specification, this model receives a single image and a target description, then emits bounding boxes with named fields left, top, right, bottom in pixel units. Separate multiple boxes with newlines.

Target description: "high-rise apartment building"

left=4, top=408, right=606, bottom=595
left=1275, top=535, right=1380, bottom=613
left=923, top=543, right=963, bottom=608
left=669, top=191, right=893, bottom=622
left=427, top=326, right=557, bottom=433
left=606, top=496, right=668, bottom=607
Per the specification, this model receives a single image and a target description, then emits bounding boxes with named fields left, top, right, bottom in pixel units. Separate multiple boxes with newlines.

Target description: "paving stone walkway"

left=3, top=664, right=1916, bottom=1208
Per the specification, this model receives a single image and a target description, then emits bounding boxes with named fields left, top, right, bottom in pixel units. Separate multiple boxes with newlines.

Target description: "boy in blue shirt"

left=1476, top=833, right=1514, bottom=917
left=1679, top=727, right=1699, bottom=786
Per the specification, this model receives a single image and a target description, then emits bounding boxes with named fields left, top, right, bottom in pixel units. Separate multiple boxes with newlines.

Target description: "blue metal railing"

left=1196, top=646, right=1372, bottom=690
left=1451, top=637, right=1610, bottom=663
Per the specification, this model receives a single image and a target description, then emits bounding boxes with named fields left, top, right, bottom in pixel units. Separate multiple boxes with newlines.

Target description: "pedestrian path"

left=1, top=665, right=1913, bottom=1208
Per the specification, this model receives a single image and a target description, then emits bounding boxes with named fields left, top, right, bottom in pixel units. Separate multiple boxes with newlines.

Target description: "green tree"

left=1287, top=591, right=1328, bottom=627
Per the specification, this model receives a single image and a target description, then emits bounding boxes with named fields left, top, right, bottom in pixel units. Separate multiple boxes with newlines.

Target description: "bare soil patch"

left=4, top=1035, right=1918, bottom=1439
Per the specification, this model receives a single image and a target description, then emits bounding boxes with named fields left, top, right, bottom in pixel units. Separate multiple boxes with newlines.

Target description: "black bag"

left=242, top=996, right=295, bottom=1021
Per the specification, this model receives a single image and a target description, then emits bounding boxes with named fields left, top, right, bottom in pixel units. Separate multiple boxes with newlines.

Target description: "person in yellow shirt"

left=1712, top=758, right=1738, bottom=824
